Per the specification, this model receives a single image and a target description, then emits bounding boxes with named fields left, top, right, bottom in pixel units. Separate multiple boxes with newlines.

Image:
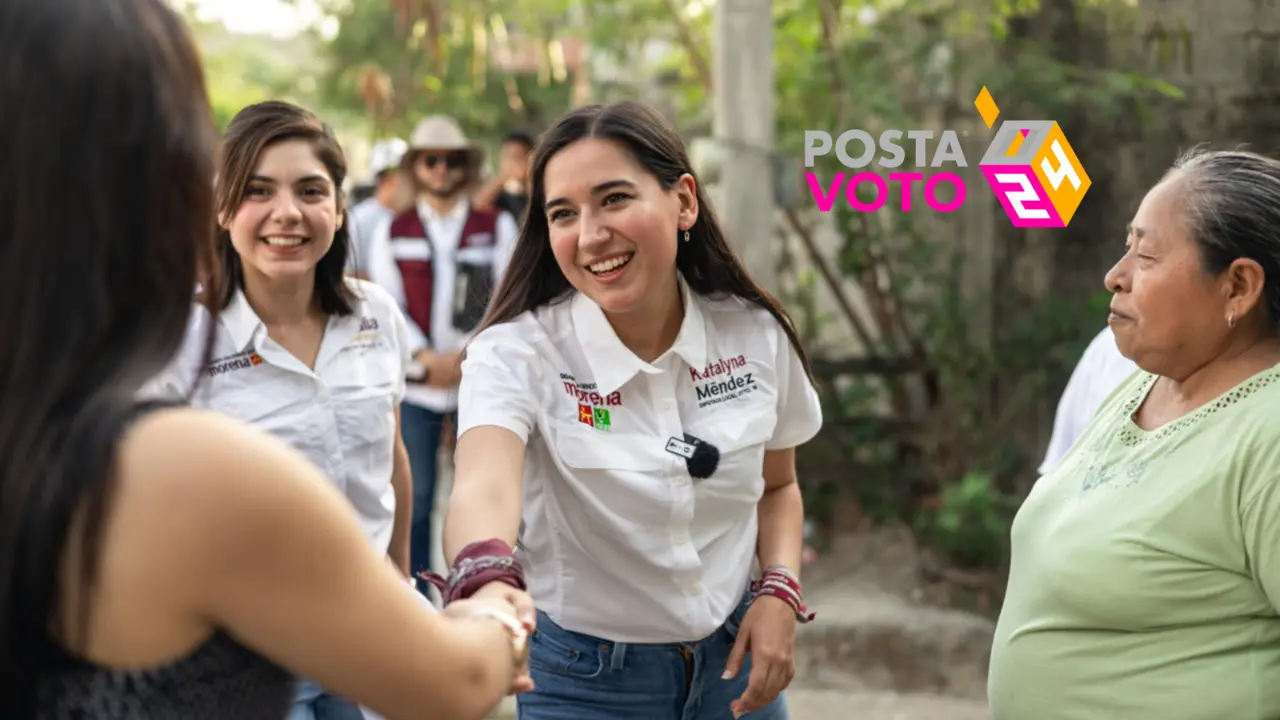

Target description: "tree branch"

left=660, top=0, right=712, bottom=92
left=782, top=206, right=877, bottom=350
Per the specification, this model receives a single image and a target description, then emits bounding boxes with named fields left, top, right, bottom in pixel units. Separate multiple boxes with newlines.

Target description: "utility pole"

left=713, top=0, right=776, bottom=294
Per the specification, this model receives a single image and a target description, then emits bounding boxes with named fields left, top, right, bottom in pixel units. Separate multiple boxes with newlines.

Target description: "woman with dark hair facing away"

left=430, top=100, right=823, bottom=719
left=143, top=100, right=413, bottom=719
left=0, top=1, right=531, bottom=719
left=989, top=149, right=1280, bottom=719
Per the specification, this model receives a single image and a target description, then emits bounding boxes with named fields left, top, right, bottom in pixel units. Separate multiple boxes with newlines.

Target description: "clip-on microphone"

left=664, top=433, right=720, bottom=479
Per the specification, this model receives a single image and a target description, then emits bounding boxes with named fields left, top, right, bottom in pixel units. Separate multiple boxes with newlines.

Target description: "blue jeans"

left=517, top=597, right=788, bottom=720
left=289, top=680, right=364, bottom=720
left=400, top=403, right=449, bottom=596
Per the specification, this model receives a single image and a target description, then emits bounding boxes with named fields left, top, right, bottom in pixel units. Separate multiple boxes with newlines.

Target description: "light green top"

left=989, top=364, right=1280, bottom=720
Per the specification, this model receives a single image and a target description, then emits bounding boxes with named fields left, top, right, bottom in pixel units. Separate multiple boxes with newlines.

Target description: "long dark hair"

left=477, top=101, right=812, bottom=378
left=210, top=101, right=355, bottom=316
left=0, top=0, right=218, bottom=712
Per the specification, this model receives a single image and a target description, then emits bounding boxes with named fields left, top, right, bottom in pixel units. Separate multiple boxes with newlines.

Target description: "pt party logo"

left=802, top=86, right=1091, bottom=228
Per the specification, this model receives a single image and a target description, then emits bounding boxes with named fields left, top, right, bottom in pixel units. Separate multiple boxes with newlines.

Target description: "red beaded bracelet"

left=749, top=564, right=815, bottom=623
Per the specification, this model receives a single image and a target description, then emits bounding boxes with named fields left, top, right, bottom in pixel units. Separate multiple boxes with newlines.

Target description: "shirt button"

left=683, top=583, right=703, bottom=596
left=317, top=388, right=330, bottom=401
left=330, top=453, right=341, bottom=464
left=674, top=531, right=690, bottom=545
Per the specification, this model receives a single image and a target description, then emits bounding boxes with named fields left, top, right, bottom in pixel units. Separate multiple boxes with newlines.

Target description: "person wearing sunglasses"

left=430, top=101, right=824, bottom=719
left=365, top=115, right=519, bottom=599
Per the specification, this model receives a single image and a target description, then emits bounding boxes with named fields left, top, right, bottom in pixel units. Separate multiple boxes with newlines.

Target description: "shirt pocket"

left=332, top=347, right=401, bottom=448
left=543, top=420, right=671, bottom=473
left=541, top=420, right=677, bottom=533
left=686, top=407, right=776, bottom=506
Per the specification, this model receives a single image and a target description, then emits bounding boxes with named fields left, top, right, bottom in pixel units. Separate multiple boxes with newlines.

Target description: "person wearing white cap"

left=345, top=138, right=408, bottom=279
left=365, top=115, right=519, bottom=598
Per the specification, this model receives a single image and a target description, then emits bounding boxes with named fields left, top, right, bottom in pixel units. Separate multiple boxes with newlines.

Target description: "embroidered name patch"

left=690, top=355, right=757, bottom=408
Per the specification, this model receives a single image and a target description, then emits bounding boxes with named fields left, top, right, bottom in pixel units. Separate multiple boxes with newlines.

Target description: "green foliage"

left=768, top=0, right=1181, bottom=572
left=180, top=8, right=329, bottom=132
left=917, top=472, right=1016, bottom=568
left=301, top=0, right=580, bottom=149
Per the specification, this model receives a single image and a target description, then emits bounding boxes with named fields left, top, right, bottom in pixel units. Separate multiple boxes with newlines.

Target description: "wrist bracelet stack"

left=749, top=564, right=815, bottom=623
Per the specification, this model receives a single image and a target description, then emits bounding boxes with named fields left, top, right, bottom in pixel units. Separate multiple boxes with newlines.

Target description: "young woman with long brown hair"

left=429, top=101, right=824, bottom=719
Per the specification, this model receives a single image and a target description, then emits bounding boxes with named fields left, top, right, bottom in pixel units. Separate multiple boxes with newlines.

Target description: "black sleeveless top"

left=36, top=632, right=294, bottom=719
left=30, top=399, right=296, bottom=718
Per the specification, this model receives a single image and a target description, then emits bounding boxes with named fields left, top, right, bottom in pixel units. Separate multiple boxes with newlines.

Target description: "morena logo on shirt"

left=577, top=404, right=612, bottom=432
left=559, top=373, right=622, bottom=407
left=359, top=316, right=379, bottom=332
left=207, top=349, right=263, bottom=377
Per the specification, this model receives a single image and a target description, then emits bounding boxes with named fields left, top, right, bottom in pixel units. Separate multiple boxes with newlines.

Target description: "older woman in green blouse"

left=989, top=148, right=1280, bottom=719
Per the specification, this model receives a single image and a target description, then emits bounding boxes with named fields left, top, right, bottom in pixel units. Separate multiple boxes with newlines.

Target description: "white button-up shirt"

left=366, top=199, right=518, bottom=413
left=457, top=280, right=823, bottom=642
left=1039, top=325, right=1138, bottom=474
left=344, top=197, right=396, bottom=277
left=142, top=279, right=412, bottom=556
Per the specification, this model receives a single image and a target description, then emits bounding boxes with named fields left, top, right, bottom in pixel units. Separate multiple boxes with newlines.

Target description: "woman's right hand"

left=464, top=581, right=537, bottom=629
left=444, top=587, right=536, bottom=694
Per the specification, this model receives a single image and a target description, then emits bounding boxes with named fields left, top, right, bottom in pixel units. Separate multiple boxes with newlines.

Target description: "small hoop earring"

left=683, top=230, right=691, bottom=243
left=1228, top=312, right=1236, bottom=329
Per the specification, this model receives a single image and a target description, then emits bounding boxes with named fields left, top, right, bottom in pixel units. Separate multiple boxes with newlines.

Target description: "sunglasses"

left=420, top=152, right=468, bottom=170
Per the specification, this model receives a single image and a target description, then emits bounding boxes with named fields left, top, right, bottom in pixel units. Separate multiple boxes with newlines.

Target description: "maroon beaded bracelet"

left=749, top=565, right=816, bottom=623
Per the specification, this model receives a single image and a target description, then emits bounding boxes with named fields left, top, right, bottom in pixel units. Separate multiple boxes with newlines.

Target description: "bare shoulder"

left=115, top=407, right=338, bottom=538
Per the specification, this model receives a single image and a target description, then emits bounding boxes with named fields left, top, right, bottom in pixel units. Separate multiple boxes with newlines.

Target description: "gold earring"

left=1228, top=311, right=1236, bottom=329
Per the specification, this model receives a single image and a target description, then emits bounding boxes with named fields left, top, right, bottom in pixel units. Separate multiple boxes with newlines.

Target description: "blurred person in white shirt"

left=346, top=138, right=408, bottom=279
left=364, top=115, right=518, bottom=597
left=1040, top=325, right=1139, bottom=474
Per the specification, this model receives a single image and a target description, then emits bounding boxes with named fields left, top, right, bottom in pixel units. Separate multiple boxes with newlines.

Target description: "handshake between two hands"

left=440, top=580, right=537, bottom=695
left=430, top=579, right=800, bottom=717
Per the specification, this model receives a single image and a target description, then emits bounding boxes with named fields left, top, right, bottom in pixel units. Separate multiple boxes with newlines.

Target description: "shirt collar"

left=571, top=274, right=708, bottom=396
left=221, top=285, right=367, bottom=369
left=417, top=198, right=470, bottom=224
left=222, top=288, right=265, bottom=353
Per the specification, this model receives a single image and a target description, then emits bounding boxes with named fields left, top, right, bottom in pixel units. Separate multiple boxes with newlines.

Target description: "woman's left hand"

left=723, top=595, right=797, bottom=717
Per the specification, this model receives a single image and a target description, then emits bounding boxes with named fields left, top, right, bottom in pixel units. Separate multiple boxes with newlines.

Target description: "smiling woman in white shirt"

left=429, top=100, right=824, bottom=719
left=145, top=101, right=417, bottom=720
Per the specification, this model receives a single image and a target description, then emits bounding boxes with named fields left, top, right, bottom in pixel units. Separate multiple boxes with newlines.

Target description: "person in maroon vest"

left=365, top=115, right=519, bottom=599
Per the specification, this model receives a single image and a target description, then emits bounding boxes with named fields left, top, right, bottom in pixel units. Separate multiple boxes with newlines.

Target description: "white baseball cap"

left=369, top=138, right=408, bottom=177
